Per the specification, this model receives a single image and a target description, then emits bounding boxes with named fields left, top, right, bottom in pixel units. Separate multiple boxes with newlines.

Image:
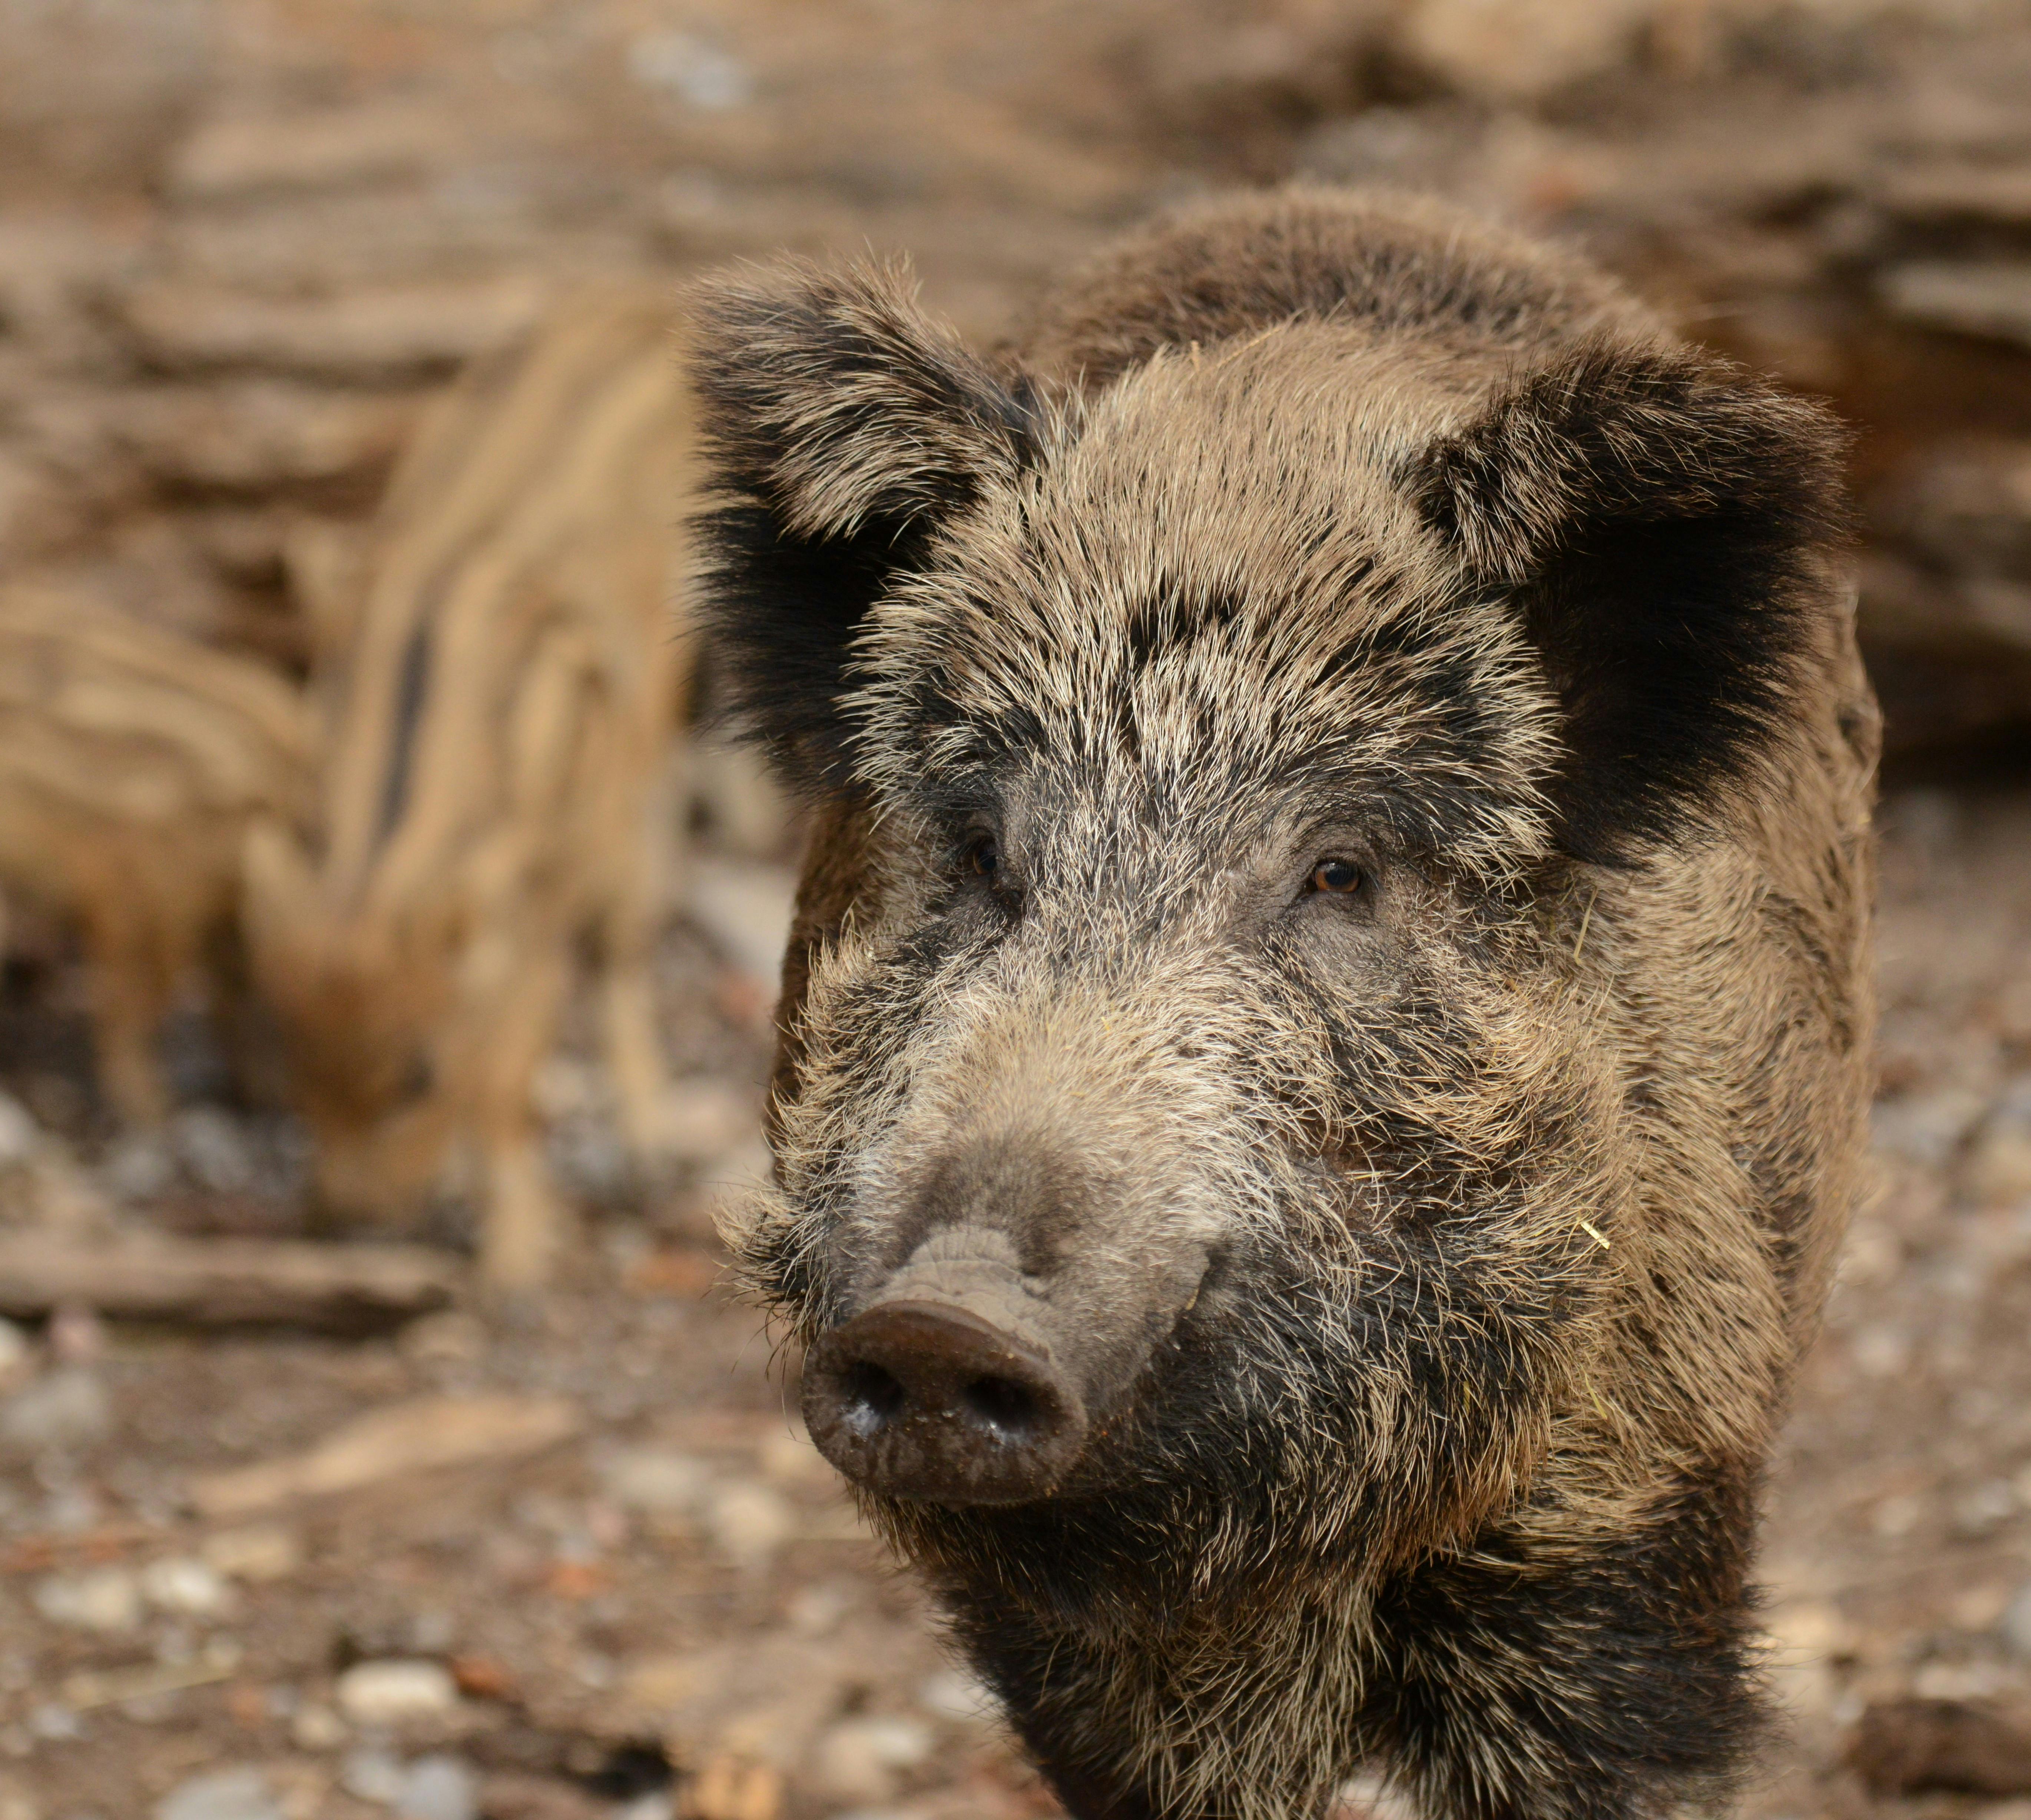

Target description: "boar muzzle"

left=802, top=1230, right=1093, bottom=1505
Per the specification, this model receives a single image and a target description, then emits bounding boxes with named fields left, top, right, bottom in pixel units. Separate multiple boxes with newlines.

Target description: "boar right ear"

left=688, top=259, right=1039, bottom=790
left=1409, top=339, right=1851, bottom=863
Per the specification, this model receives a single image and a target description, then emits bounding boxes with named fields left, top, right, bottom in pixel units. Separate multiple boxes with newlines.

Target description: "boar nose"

left=802, top=1300, right=1088, bottom=1506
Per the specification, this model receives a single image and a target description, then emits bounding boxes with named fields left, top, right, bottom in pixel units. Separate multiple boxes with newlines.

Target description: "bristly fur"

left=688, top=185, right=1878, bottom=1820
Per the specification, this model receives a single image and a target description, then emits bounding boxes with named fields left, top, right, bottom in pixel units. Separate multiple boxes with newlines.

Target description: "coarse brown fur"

left=0, top=579, right=313, bottom=1127
left=244, top=286, right=695, bottom=1292
left=692, top=188, right=1877, bottom=1819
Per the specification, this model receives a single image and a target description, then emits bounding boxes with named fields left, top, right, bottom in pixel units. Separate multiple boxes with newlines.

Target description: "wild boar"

left=692, top=188, right=1877, bottom=1820
left=244, top=286, right=695, bottom=1292
left=0, top=578, right=312, bottom=1128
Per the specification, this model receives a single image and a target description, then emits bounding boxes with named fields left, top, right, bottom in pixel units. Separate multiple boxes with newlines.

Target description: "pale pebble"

left=0, top=1093, right=34, bottom=1170
left=0, top=1366, right=109, bottom=1454
left=705, top=1481, right=795, bottom=1567
left=598, top=1446, right=709, bottom=1515
left=141, top=1556, right=231, bottom=1617
left=1999, top=1581, right=2031, bottom=1660
left=32, top=1565, right=140, bottom=1633
left=290, top=1703, right=347, bottom=1750
left=395, top=1752, right=477, bottom=1820
left=201, top=1524, right=301, bottom=1584
left=334, top=1659, right=458, bottom=1727
left=811, top=1716, right=934, bottom=1806
left=153, top=1766, right=280, bottom=1820
left=339, top=1744, right=405, bottom=1803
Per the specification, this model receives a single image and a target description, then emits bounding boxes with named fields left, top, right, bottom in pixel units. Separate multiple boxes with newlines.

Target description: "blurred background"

left=0, top=2, right=2030, bottom=1817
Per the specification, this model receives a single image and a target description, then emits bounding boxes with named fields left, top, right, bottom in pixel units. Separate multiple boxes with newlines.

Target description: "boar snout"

left=801, top=1117, right=1213, bottom=1506
left=804, top=1288, right=1088, bottom=1505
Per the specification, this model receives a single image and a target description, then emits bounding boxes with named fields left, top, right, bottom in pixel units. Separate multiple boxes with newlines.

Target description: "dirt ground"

left=6, top=789, right=2031, bottom=1820
left=4, top=3, right=2031, bottom=1818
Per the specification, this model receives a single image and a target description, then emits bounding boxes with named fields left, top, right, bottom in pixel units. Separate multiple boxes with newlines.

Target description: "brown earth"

left=4, top=4, right=2031, bottom=1818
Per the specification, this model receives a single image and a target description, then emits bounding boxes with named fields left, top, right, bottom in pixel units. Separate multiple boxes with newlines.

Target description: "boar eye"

left=965, top=833, right=1001, bottom=880
left=1309, top=859, right=1365, bottom=896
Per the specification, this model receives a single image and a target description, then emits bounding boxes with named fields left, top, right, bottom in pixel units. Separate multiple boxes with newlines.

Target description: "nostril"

left=804, top=1298, right=1089, bottom=1506
left=961, top=1374, right=1042, bottom=1439
left=841, top=1359, right=907, bottom=1435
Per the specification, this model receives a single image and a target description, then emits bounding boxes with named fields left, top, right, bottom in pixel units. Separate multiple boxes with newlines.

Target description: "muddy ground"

left=5, top=3, right=2031, bottom=1817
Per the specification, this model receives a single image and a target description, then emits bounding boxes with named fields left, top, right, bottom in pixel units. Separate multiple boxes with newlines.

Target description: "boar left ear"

left=1410, top=339, right=1852, bottom=863
left=688, top=259, right=1039, bottom=790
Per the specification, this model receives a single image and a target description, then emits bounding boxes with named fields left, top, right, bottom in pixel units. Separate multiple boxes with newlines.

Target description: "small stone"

left=1872, top=1086, right=1991, bottom=1168
left=0, top=1365, right=110, bottom=1454
left=1877, top=261, right=2031, bottom=350
left=1911, top=1658, right=2010, bottom=1701
left=32, top=1565, right=140, bottom=1633
left=334, top=1659, right=459, bottom=1727
left=705, top=1482, right=795, bottom=1567
left=1764, top=1600, right=1852, bottom=1662
left=1967, top=1126, right=2031, bottom=1205
left=1851, top=1325, right=1912, bottom=1381
left=626, top=32, right=753, bottom=110
left=153, top=1766, right=281, bottom=1820
left=170, top=1108, right=254, bottom=1195
left=687, top=1755, right=781, bottom=1820
left=399, top=1311, right=488, bottom=1365
left=615, top=1798, right=675, bottom=1820
left=141, top=1557, right=231, bottom=1617
left=1391, top=0, right=1653, bottom=101
left=785, top=1582, right=852, bottom=1637
left=758, top=1425, right=834, bottom=1491
left=1872, top=1492, right=1924, bottom=1538
left=1954, top=1481, right=2020, bottom=1539
left=408, top=1609, right=457, bottom=1655
left=810, top=1716, right=934, bottom=1806
left=0, top=1094, right=35, bottom=1170
left=29, top=1704, right=80, bottom=1741
left=339, top=1744, right=404, bottom=1804
left=650, top=1080, right=757, bottom=1166
left=290, top=1704, right=347, bottom=1750
left=686, top=859, right=797, bottom=986
left=598, top=1447, right=710, bottom=1515
left=917, top=1668, right=995, bottom=1724
left=46, top=1303, right=104, bottom=1366
left=102, top=1132, right=174, bottom=1202
left=201, top=1524, right=302, bottom=1584
left=2001, top=1582, right=2031, bottom=1659
left=395, top=1753, right=478, bottom=1820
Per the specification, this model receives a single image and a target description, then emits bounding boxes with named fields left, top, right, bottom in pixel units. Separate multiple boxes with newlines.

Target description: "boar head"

left=689, top=253, right=1847, bottom=1620
left=242, top=817, right=467, bottom=1223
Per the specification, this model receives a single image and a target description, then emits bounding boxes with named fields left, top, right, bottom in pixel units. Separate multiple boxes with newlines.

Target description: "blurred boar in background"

left=695, top=189, right=1877, bottom=1820
left=245, top=287, right=693, bottom=1293
left=0, top=579, right=312, bottom=1129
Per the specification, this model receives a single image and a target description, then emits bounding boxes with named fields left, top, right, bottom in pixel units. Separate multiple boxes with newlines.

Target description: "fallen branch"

left=0, top=1233, right=458, bottom=1334
left=189, top=1392, right=582, bottom=1519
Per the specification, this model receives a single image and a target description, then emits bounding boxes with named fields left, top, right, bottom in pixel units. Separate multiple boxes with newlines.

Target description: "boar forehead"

left=850, top=329, right=1562, bottom=879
